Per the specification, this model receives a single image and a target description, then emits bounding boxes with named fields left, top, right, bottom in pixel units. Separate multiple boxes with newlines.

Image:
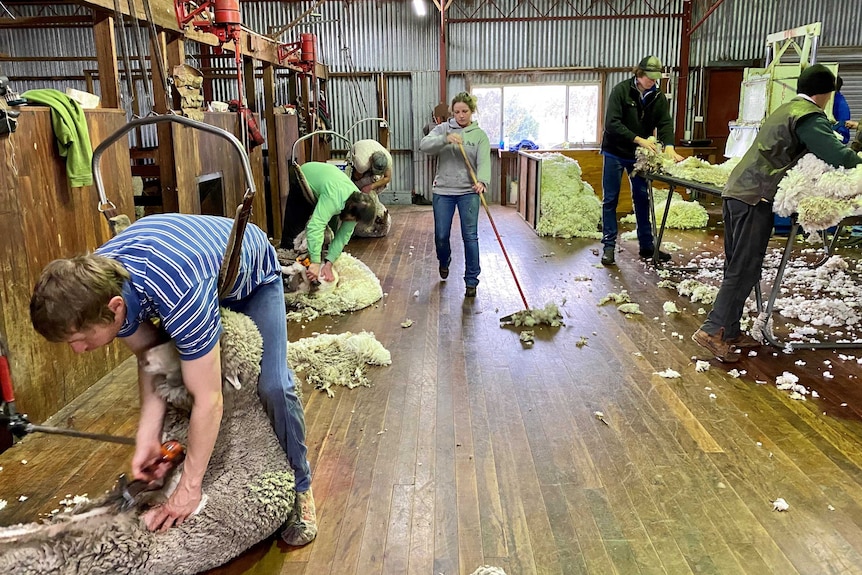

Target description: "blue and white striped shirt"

left=96, top=214, right=279, bottom=360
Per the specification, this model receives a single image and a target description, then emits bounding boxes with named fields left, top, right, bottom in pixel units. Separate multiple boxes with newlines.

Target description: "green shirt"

left=301, top=162, right=359, bottom=264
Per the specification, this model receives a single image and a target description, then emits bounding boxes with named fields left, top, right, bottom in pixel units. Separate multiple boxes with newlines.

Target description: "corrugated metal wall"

left=3, top=0, right=862, bottom=197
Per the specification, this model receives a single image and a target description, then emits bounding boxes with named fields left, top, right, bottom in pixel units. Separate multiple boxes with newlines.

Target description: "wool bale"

left=0, top=309, right=294, bottom=574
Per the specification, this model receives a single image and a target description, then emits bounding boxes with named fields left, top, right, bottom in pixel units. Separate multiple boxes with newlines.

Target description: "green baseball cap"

left=638, top=56, right=663, bottom=80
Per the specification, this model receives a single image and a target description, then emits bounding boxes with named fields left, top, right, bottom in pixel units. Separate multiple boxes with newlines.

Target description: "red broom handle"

left=458, top=142, right=530, bottom=311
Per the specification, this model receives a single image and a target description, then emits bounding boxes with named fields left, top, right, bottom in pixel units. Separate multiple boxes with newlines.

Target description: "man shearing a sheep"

left=29, top=213, right=318, bottom=546
left=282, top=161, right=376, bottom=283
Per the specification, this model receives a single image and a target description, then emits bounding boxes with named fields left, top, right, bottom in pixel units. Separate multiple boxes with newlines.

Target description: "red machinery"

left=279, top=32, right=316, bottom=72
left=174, top=0, right=242, bottom=47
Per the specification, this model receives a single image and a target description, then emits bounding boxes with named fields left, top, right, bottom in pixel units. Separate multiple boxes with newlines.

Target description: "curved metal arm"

left=290, top=130, right=352, bottom=164
left=92, top=114, right=255, bottom=209
left=344, top=117, right=389, bottom=139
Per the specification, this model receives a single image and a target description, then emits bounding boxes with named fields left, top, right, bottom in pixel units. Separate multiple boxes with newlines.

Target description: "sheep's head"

left=142, top=309, right=263, bottom=413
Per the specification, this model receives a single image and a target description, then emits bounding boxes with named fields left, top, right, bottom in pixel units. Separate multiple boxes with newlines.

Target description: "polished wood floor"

left=3, top=204, right=862, bottom=575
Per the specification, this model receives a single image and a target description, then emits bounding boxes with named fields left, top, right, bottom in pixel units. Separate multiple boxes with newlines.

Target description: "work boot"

left=727, top=332, right=762, bottom=348
left=439, top=266, right=449, bottom=279
left=692, top=329, right=741, bottom=363
left=465, top=286, right=477, bottom=298
left=281, top=488, right=318, bottom=546
left=601, top=247, right=615, bottom=266
left=639, top=247, right=672, bottom=262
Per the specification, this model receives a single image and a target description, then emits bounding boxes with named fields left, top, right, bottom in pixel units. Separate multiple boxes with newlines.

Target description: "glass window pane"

left=566, top=85, right=600, bottom=145
left=473, top=87, right=502, bottom=145
left=503, top=85, right=566, bottom=149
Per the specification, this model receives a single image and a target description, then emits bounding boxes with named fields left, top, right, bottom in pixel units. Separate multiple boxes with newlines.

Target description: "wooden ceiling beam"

left=74, top=0, right=285, bottom=66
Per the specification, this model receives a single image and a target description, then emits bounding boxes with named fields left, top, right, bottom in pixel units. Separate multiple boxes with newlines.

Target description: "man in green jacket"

left=693, top=64, right=862, bottom=362
left=299, top=162, right=375, bottom=282
left=600, top=56, right=683, bottom=266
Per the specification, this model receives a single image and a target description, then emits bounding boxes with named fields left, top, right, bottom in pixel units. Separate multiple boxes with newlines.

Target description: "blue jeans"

left=433, top=192, right=480, bottom=287
left=225, top=279, right=311, bottom=492
left=601, top=153, right=654, bottom=251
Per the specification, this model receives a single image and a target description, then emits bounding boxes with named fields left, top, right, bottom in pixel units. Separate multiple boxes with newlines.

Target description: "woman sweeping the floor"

left=419, top=92, right=491, bottom=298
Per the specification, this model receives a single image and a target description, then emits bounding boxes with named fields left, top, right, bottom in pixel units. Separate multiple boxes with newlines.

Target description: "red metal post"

left=675, top=0, right=693, bottom=146
left=439, top=1, right=447, bottom=103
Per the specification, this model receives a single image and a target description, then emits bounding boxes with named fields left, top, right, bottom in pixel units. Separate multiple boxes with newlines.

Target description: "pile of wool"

left=620, top=188, right=708, bottom=230
left=535, top=153, right=602, bottom=239
left=774, top=153, right=862, bottom=232
left=676, top=278, right=719, bottom=306
left=504, top=303, right=564, bottom=327
left=285, top=253, right=383, bottom=322
left=0, top=309, right=295, bottom=574
left=288, top=331, right=391, bottom=398
left=634, top=141, right=740, bottom=188
left=663, top=156, right=740, bottom=187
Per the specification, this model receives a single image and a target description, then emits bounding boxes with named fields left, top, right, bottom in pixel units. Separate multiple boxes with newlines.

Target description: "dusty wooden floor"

left=3, top=203, right=862, bottom=575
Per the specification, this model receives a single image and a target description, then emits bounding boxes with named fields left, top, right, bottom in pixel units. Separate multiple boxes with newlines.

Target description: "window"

left=473, top=83, right=601, bottom=149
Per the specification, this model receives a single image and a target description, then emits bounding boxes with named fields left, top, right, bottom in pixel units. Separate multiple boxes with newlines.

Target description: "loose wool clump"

left=0, top=309, right=295, bottom=574
left=621, top=189, right=708, bottom=230
left=288, top=331, right=392, bottom=398
left=617, top=303, right=643, bottom=315
left=774, top=153, right=862, bottom=231
left=285, top=253, right=383, bottom=322
left=505, top=303, right=564, bottom=327
left=535, top=153, right=602, bottom=239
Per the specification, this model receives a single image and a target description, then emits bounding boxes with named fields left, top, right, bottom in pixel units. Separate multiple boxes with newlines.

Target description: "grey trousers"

left=701, top=198, right=774, bottom=340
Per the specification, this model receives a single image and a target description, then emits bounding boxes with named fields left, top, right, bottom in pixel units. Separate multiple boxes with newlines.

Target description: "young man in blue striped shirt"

left=30, top=213, right=317, bottom=545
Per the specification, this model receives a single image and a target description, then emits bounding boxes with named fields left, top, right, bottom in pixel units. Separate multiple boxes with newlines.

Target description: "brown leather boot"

left=692, top=329, right=742, bottom=363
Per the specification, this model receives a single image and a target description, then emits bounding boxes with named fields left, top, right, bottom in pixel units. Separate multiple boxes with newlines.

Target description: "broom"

left=457, top=142, right=555, bottom=326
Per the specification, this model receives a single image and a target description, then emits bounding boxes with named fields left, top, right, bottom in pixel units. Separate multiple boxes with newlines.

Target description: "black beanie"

left=797, top=64, right=835, bottom=96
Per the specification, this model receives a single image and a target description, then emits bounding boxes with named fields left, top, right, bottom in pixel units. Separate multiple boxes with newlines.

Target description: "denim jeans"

left=601, top=153, right=654, bottom=251
left=701, top=198, right=774, bottom=340
left=225, top=279, right=311, bottom=492
left=433, top=192, right=481, bottom=287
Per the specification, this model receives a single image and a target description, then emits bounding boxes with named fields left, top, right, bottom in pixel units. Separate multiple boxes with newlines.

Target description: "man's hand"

left=664, top=145, right=685, bottom=162
left=142, top=483, right=202, bottom=532
left=132, top=441, right=172, bottom=484
left=320, top=261, right=335, bottom=282
left=306, top=262, right=320, bottom=282
left=634, top=136, right=658, bottom=153
left=847, top=120, right=859, bottom=130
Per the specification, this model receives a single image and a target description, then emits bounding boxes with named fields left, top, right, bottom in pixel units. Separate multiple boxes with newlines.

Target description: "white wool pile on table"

left=633, top=141, right=740, bottom=187
left=288, top=331, right=392, bottom=398
left=535, top=153, right=602, bottom=239
left=774, top=153, right=862, bottom=232
left=285, top=253, right=383, bottom=322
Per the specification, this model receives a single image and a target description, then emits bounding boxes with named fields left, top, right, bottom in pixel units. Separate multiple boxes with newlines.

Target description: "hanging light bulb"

left=413, top=0, right=427, bottom=17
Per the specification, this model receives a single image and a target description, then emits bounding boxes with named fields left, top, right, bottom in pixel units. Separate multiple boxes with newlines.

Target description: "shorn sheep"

left=0, top=309, right=295, bottom=574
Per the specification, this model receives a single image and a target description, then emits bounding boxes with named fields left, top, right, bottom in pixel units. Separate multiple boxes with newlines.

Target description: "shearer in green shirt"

left=300, top=162, right=376, bottom=282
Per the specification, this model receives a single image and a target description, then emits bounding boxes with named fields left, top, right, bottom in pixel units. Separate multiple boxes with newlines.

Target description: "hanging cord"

left=126, top=0, right=155, bottom=113
left=141, top=0, right=172, bottom=113
left=113, top=0, right=136, bottom=118
left=335, top=21, right=368, bottom=121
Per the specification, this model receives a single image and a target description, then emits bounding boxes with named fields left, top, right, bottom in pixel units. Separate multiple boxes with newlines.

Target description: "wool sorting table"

left=643, top=171, right=862, bottom=351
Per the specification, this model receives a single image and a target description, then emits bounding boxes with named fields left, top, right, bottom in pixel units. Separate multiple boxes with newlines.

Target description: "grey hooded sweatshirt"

left=419, top=118, right=491, bottom=195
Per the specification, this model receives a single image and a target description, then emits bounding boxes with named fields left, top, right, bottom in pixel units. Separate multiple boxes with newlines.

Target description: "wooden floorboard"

left=4, top=203, right=862, bottom=575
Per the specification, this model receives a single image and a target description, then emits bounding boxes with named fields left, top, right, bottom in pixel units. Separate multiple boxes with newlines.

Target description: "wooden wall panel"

left=0, top=108, right=135, bottom=423
left=171, top=112, right=267, bottom=232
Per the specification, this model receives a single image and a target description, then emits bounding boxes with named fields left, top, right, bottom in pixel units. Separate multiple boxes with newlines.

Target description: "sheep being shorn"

left=0, top=309, right=295, bottom=575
